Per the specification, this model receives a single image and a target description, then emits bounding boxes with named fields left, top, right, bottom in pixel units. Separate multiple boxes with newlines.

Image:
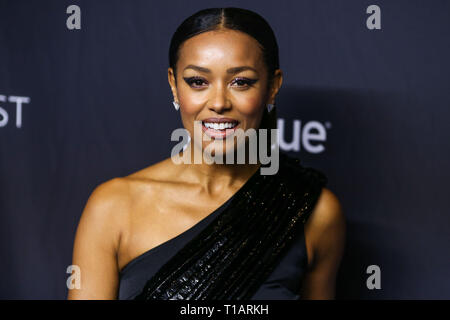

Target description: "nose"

left=208, top=83, right=231, bottom=113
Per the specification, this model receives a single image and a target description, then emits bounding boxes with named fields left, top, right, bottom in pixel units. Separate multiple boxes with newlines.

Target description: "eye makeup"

left=183, top=76, right=258, bottom=89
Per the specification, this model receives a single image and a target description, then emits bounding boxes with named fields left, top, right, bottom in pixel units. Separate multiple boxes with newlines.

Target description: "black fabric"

left=124, top=153, right=327, bottom=300
left=118, top=194, right=308, bottom=300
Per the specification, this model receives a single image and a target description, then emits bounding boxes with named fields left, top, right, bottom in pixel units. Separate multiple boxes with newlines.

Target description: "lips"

left=201, top=117, right=240, bottom=139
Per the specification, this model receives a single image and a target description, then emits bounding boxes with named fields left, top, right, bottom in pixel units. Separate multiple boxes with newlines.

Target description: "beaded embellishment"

left=134, top=152, right=327, bottom=300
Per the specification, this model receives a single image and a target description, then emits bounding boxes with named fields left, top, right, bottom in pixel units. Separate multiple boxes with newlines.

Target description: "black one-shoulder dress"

left=118, top=153, right=327, bottom=300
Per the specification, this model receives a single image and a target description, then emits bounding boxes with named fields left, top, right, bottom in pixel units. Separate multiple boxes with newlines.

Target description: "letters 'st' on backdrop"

left=0, top=0, right=449, bottom=299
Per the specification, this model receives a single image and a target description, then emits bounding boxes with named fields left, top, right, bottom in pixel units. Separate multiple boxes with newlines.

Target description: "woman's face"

left=168, top=29, right=282, bottom=160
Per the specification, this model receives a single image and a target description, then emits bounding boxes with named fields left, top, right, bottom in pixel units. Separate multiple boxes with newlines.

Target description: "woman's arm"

left=300, top=187, right=346, bottom=299
left=67, top=178, right=129, bottom=300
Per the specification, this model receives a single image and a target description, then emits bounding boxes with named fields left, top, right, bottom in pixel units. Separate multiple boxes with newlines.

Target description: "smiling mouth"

left=201, top=118, right=240, bottom=139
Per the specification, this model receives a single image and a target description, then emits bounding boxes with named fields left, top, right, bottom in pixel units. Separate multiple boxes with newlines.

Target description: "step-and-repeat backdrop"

left=1, top=0, right=449, bottom=299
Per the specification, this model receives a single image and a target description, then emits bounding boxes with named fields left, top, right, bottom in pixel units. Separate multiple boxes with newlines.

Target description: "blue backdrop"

left=0, top=0, right=449, bottom=299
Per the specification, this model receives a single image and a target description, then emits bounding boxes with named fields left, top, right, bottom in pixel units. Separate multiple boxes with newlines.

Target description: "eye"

left=182, top=76, right=258, bottom=89
left=183, top=76, right=208, bottom=88
left=231, top=77, right=258, bottom=88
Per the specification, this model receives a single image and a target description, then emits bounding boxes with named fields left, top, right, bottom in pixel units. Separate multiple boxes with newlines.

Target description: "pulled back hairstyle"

left=168, top=7, right=280, bottom=131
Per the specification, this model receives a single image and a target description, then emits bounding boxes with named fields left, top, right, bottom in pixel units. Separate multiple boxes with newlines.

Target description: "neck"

left=177, top=142, right=261, bottom=196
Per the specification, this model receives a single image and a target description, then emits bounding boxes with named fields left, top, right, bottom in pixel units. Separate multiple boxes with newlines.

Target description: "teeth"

left=203, top=122, right=237, bottom=130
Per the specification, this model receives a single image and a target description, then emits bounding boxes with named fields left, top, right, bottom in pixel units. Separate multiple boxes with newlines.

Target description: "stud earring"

left=173, top=101, right=180, bottom=111
left=267, top=103, right=274, bottom=113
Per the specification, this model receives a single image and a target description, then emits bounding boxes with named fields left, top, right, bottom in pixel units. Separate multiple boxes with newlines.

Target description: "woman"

left=68, top=7, right=345, bottom=300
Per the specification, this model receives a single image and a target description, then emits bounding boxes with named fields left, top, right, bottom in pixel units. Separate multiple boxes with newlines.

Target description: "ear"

left=168, top=67, right=179, bottom=103
left=267, top=69, right=283, bottom=104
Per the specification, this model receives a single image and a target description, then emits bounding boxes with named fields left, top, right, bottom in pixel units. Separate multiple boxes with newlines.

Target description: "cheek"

left=237, top=96, right=264, bottom=117
left=178, top=89, right=206, bottom=115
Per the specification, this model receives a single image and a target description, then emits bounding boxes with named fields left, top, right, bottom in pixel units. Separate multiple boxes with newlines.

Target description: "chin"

left=204, top=141, right=248, bottom=163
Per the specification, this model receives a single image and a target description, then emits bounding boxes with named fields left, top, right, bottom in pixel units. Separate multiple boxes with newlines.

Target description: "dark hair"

left=168, top=7, right=279, bottom=131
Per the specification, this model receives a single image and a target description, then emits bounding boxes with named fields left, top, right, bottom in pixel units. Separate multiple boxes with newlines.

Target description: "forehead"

left=177, top=29, right=265, bottom=71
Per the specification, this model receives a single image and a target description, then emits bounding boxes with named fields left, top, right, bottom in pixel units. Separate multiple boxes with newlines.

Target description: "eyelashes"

left=183, top=76, right=258, bottom=89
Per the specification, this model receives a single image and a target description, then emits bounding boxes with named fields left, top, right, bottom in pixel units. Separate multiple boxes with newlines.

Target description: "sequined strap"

left=134, top=153, right=327, bottom=300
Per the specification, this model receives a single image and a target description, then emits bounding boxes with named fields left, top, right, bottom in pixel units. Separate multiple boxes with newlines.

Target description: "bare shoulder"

left=68, top=177, right=132, bottom=299
left=300, top=187, right=346, bottom=299
left=86, top=157, right=177, bottom=226
left=308, top=188, right=345, bottom=230
left=304, top=187, right=346, bottom=268
left=76, top=157, right=172, bottom=254
left=87, top=177, right=131, bottom=210
left=69, top=159, right=179, bottom=299
left=77, top=177, right=132, bottom=251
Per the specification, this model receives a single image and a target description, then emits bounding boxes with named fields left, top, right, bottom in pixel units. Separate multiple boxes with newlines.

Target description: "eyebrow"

left=183, top=65, right=258, bottom=74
